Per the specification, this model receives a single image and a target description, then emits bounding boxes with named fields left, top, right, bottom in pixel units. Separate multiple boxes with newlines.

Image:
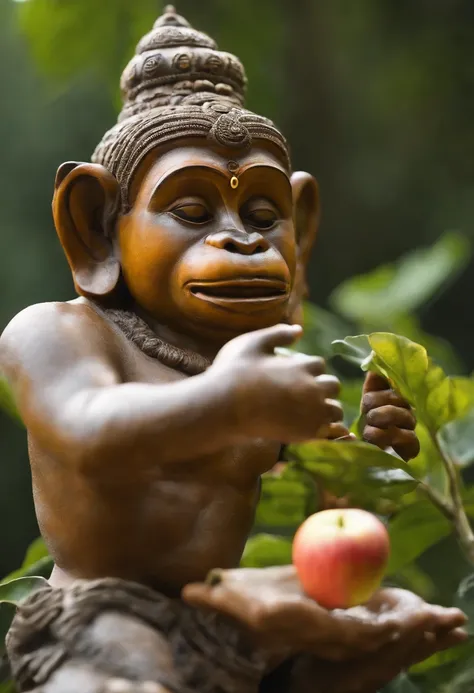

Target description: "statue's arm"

left=0, top=303, right=244, bottom=475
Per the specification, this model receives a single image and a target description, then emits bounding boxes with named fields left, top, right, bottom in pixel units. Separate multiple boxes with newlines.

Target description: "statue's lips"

left=186, top=278, right=289, bottom=307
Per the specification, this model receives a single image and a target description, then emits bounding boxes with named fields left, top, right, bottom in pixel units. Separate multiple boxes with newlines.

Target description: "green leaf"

left=289, top=439, right=413, bottom=473
left=0, top=577, right=48, bottom=606
left=333, top=333, right=474, bottom=433
left=387, top=501, right=452, bottom=574
left=288, top=440, right=417, bottom=510
left=0, top=577, right=48, bottom=660
left=439, top=408, right=474, bottom=468
left=255, top=473, right=312, bottom=533
left=241, top=534, right=292, bottom=568
left=366, top=333, right=430, bottom=401
left=331, top=335, right=373, bottom=368
left=331, top=232, right=470, bottom=324
left=0, top=378, right=21, bottom=424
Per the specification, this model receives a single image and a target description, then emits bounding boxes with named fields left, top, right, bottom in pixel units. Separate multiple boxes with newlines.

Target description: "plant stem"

left=418, top=482, right=455, bottom=522
left=432, top=434, right=474, bottom=566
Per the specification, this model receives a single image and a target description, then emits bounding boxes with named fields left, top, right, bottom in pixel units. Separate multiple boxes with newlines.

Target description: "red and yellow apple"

left=292, top=508, right=390, bottom=610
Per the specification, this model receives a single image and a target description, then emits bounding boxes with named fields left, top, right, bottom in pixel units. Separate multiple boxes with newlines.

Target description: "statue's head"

left=53, top=6, right=319, bottom=344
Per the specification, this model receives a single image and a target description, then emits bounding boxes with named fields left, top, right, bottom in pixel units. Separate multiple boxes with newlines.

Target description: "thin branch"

left=431, top=433, right=474, bottom=566
left=417, top=481, right=456, bottom=522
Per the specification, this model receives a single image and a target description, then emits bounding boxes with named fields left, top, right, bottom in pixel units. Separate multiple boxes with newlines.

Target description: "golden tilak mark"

left=228, top=161, right=239, bottom=189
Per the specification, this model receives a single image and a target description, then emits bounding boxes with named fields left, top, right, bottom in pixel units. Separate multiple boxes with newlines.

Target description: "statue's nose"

left=205, top=229, right=270, bottom=255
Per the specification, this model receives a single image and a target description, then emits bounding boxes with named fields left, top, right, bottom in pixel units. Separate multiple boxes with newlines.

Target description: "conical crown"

left=92, top=6, right=290, bottom=211
left=119, top=5, right=246, bottom=120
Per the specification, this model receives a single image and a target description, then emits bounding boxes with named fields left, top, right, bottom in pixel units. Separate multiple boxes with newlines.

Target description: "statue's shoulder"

left=1, top=300, right=118, bottom=374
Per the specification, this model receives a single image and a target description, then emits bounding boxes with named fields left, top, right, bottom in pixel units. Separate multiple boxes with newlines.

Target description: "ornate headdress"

left=92, top=6, right=291, bottom=211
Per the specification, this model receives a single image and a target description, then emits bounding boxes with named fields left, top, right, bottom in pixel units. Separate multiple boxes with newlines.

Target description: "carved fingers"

left=361, top=373, right=420, bottom=460
left=277, top=588, right=467, bottom=693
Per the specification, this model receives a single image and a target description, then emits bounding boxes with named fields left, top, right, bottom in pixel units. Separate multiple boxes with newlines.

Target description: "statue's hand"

left=287, top=613, right=467, bottom=693
left=361, top=373, right=420, bottom=461
left=210, top=324, right=343, bottom=443
left=182, top=566, right=466, bottom=666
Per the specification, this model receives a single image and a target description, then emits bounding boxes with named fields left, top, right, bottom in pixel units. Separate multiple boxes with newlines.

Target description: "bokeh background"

left=2, top=0, right=474, bottom=579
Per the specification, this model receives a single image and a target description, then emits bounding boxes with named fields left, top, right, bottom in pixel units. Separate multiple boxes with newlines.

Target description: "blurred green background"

left=2, top=0, right=474, bottom=580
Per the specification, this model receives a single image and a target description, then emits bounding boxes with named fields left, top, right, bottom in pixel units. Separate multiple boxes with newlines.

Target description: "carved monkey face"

left=53, top=140, right=319, bottom=343
left=118, top=143, right=296, bottom=341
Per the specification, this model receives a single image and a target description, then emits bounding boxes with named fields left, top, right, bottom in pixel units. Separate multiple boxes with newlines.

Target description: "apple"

left=292, top=508, right=390, bottom=610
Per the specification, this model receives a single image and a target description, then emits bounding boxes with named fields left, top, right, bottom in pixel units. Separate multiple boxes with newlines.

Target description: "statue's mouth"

left=187, top=278, right=289, bottom=306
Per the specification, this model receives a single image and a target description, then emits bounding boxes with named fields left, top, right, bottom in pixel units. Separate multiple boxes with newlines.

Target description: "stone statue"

left=0, top=7, right=467, bottom=693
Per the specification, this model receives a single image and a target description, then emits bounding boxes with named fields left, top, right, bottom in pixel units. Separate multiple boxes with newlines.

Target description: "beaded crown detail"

left=92, top=5, right=290, bottom=210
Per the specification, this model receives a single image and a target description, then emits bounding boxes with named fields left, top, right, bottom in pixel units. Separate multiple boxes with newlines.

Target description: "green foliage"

left=287, top=439, right=418, bottom=512
left=386, top=501, right=451, bottom=574
left=17, top=0, right=160, bottom=107
left=331, top=232, right=470, bottom=327
left=241, top=534, right=292, bottom=568
left=334, top=332, right=474, bottom=432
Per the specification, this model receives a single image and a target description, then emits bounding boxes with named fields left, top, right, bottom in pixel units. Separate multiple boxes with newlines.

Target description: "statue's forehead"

left=139, top=144, right=290, bottom=191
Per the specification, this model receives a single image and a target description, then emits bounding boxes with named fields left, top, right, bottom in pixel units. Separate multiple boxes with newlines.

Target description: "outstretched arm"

left=0, top=303, right=244, bottom=477
left=1, top=303, right=341, bottom=478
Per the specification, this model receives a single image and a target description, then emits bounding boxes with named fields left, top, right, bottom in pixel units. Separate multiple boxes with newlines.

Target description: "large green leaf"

left=330, top=232, right=470, bottom=324
left=241, top=534, right=292, bottom=568
left=332, top=333, right=474, bottom=433
left=387, top=501, right=452, bottom=574
left=288, top=440, right=417, bottom=510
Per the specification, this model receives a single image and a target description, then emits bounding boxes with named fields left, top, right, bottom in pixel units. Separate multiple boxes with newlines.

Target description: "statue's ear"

left=52, top=162, right=121, bottom=298
left=289, top=171, right=320, bottom=324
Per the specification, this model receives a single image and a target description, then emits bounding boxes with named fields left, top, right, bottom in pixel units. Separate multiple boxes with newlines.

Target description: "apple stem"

left=337, top=514, right=345, bottom=529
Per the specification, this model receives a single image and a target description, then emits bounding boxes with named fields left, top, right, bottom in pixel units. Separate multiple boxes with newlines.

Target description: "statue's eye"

left=245, top=208, right=278, bottom=230
left=170, top=203, right=211, bottom=224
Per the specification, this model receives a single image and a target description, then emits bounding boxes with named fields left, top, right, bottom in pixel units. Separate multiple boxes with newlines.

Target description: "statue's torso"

left=26, top=301, right=279, bottom=594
